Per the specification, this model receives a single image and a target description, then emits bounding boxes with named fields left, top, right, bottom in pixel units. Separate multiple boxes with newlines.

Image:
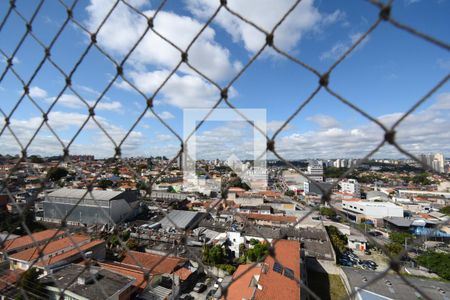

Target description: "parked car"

left=193, top=283, right=207, bottom=293
left=214, top=277, right=223, bottom=289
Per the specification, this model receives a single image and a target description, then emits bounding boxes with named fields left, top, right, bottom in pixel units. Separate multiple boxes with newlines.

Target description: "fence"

left=0, top=0, right=449, bottom=299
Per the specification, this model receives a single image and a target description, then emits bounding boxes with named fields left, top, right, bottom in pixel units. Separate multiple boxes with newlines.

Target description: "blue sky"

left=0, top=0, right=449, bottom=159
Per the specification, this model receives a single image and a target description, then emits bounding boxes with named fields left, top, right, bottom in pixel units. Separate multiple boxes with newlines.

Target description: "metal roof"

left=47, top=188, right=125, bottom=201
left=159, top=210, right=202, bottom=230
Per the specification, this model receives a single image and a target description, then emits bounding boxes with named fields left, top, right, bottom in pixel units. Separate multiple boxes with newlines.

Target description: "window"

left=273, top=262, right=283, bottom=274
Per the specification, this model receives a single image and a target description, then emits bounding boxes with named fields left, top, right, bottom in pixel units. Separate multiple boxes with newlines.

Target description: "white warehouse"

left=342, top=200, right=403, bottom=219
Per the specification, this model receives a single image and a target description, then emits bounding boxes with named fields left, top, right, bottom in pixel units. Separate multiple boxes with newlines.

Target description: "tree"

left=29, top=155, right=44, bottom=163
left=284, top=190, right=295, bottom=197
left=440, top=206, right=450, bottom=216
left=385, top=242, right=403, bottom=256
left=47, top=167, right=68, bottom=181
left=126, top=238, right=139, bottom=251
left=97, top=179, right=113, bottom=189
left=16, top=268, right=47, bottom=300
left=320, top=207, right=336, bottom=218
left=246, top=242, right=269, bottom=262
left=389, top=232, right=413, bottom=245
left=416, top=251, right=450, bottom=280
left=203, top=245, right=225, bottom=265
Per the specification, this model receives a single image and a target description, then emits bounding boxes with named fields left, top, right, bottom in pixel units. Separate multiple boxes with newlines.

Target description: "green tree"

left=389, top=232, right=413, bottom=245
left=385, top=242, right=403, bottom=256
left=202, top=245, right=225, bottom=265
left=246, top=242, right=269, bottom=262
left=47, top=167, right=68, bottom=181
left=126, top=238, right=139, bottom=251
left=284, top=190, right=295, bottom=197
left=320, top=207, right=337, bottom=218
left=439, top=206, right=450, bottom=216
left=416, top=251, right=450, bottom=280
left=98, top=179, right=113, bottom=189
left=15, top=268, right=47, bottom=300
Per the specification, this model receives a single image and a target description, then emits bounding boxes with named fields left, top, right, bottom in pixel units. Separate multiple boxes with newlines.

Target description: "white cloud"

left=47, top=94, right=123, bottom=112
left=320, top=32, right=369, bottom=61
left=267, top=120, right=293, bottom=133
left=307, top=114, right=339, bottom=128
left=85, top=0, right=241, bottom=82
left=187, top=0, right=333, bottom=54
left=146, top=110, right=175, bottom=120
left=29, top=86, right=48, bottom=99
left=126, top=70, right=220, bottom=108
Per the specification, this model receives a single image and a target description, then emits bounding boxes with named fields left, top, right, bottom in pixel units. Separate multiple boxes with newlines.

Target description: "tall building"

left=420, top=153, right=445, bottom=173
left=339, top=179, right=361, bottom=198
left=307, top=160, right=323, bottom=182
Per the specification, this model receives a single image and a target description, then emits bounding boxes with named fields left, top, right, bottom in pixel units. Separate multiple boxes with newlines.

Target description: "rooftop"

left=9, top=235, right=90, bottom=262
left=159, top=210, right=204, bottom=230
left=121, top=250, right=186, bottom=275
left=226, top=240, right=301, bottom=300
left=1, top=229, right=65, bottom=253
left=47, top=188, right=128, bottom=201
left=41, top=264, right=134, bottom=299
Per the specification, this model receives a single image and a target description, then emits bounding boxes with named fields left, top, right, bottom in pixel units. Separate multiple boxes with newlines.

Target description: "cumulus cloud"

left=186, top=0, right=341, bottom=54
left=146, top=110, right=175, bottom=120
left=267, top=120, right=293, bottom=133
left=47, top=94, right=123, bottom=112
left=85, top=0, right=241, bottom=82
left=125, top=70, right=220, bottom=108
left=29, top=86, right=48, bottom=99
left=307, top=114, right=339, bottom=128
left=0, top=111, right=144, bottom=157
left=275, top=93, right=450, bottom=159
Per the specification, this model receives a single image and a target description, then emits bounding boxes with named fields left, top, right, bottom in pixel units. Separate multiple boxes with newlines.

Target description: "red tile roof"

left=121, top=250, right=186, bottom=275
left=241, top=213, right=297, bottom=223
left=173, top=267, right=192, bottom=281
left=1, top=229, right=65, bottom=252
left=36, top=239, right=104, bottom=267
left=9, top=235, right=89, bottom=262
left=225, top=240, right=301, bottom=300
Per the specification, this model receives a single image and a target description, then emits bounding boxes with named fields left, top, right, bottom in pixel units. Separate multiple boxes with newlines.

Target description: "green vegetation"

left=324, top=167, right=349, bottom=178
left=307, top=271, right=347, bottom=300
left=416, top=251, right=450, bottom=280
left=320, top=207, right=336, bottom=219
left=440, top=206, right=450, bottom=216
left=28, top=155, right=44, bottom=163
left=202, top=244, right=226, bottom=265
left=246, top=240, right=269, bottom=262
left=326, top=225, right=348, bottom=257
left=47, top=167, right=68, bottom=181
left=97, top=179, right=114, bottom=189
left=385, top=231, right=413, bottom=256
left=284, top=190, right=295, bottom=197
left=15, top=268, right=47, bottom=300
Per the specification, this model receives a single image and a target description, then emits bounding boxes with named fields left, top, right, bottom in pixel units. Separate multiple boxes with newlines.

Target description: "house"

left=225, top=240, right=301, bottom=300
left=0, top=229, right=66, bottom=260
left=40, top=264, right=135, bottom=300
left=348, top=234, right=368, bottom=251
left=8, top=233, right=105, bottom=274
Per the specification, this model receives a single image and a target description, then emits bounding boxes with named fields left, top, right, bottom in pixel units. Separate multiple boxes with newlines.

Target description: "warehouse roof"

left=47, top=188, right=127, bottom=201
left=159, top=210, right=204, bottom=230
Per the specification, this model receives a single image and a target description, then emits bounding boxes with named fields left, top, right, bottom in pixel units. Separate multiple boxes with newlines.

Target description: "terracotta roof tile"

left=9, top=235, right=89, bottom=262
left=121, top=250, right=186, bottom=275
left=1, top=229, right=65, bottom=252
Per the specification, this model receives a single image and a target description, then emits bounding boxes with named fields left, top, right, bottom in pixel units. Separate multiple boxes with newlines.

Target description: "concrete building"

left=342, top=200, right=403, bottom=220
left=41, top=264, right=135, bottom=300
left=307, top=160, right=324, bottom=182
left=339, top=179, right=361, bottom=198
left=43, top=188, right=139, bottom=225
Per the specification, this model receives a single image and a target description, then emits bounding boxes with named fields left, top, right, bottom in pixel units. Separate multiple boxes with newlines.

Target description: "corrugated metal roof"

left=159, top=210, right=200, bottom=229
left=47, top=188, right=124, bottom=201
